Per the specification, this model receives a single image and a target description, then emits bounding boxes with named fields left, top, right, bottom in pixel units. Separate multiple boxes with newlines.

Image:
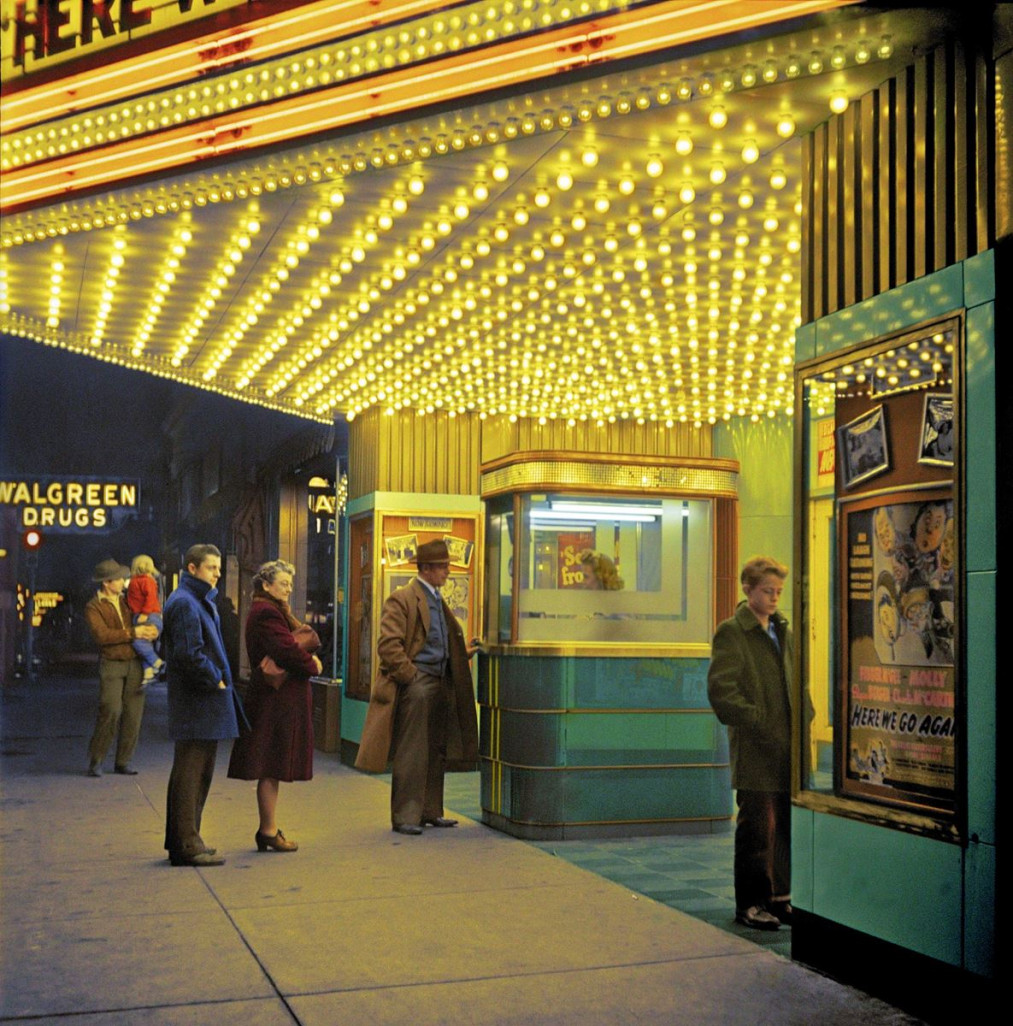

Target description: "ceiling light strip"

left=0, top=0, right=453, bottom=131
left=1, top=0, right=851, bottom=214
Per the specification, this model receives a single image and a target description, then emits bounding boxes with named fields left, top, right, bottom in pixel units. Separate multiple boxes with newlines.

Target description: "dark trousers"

left=87, top=657, right=145, bottom=768
left=164, top=739, right=218, bottom=857
left=390, top=670, right=449, bottom=827
left=734, top=789, right=791, bottom=910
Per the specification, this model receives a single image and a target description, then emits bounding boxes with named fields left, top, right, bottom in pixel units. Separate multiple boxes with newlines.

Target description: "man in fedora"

left=84, top=558, right=159, bottom=777
left=355, top=539, right=479, bottom=835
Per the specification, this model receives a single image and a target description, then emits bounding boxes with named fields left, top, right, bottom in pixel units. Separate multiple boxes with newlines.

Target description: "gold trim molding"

left=480, top=451, right=738, bottom=499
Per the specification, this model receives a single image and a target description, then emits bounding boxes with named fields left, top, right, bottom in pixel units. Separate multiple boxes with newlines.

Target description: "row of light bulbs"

left=805, top=335, right=954, bottom=415
left=0, top=4, right=898, bottom=256
left=1, top=89, right=798, bottom=250
left=1, top=0, right=892, bottom=175
left=2, top=115, right=803, bottom=428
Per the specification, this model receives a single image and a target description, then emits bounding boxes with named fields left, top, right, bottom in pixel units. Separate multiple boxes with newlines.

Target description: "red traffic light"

left=22, top=529, right=43, bottom=551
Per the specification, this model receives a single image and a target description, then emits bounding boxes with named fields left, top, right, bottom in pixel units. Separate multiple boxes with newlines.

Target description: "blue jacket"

left=163, top=571, right=247, bottom=741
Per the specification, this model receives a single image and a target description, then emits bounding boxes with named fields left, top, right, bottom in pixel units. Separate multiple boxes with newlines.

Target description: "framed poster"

left=839, top=490, right=956, bottom=811
left=837, top=405, right=889, bottom=488
left=918, top=393, right=955, bottom=467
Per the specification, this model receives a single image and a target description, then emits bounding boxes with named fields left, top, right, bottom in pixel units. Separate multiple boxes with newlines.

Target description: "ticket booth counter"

left=478, top=452, right=740, bottom=839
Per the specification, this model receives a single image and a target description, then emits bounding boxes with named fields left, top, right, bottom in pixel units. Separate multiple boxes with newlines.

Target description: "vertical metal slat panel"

left=975, top=48, right=997, bottom=250
left=859, top=91, right=878, bottom=301
left=800, top=132, right=814, bottom=325
left=878, top=78, right=897, bottom=294
left=895, top=68, right=911, bottom=286
left=811, top=125, right=827, bottom=321
left=840, top=104, right=858, bottom=309
left=826, top=116, right=841, bottom=316
left=933, top=44, right=951, bottom=271
left=912, top=56, right=930, bottom=281
left=951, top=39, right=970, bottom=262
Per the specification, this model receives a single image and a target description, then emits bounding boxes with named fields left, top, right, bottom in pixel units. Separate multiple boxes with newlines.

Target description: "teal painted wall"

left=713, top=415, right=794, bottom=622
left=793, top=255, right=996, bottom=978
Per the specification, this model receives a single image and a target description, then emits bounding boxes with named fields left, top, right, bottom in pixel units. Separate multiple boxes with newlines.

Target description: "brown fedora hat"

left=92, top=558, right=130, bottom=582
left=414, top=539, right=450, bottom=565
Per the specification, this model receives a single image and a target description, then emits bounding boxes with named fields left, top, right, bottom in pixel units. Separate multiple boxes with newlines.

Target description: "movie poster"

left=843, top=493, right=956, bottom=802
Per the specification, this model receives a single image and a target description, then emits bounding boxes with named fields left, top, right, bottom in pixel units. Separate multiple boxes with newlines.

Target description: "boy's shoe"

left=735, top=905, right=781, bottom=930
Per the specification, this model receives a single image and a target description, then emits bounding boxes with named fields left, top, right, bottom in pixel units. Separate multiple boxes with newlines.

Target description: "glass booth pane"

left=514, top=494, right=712, bottom=644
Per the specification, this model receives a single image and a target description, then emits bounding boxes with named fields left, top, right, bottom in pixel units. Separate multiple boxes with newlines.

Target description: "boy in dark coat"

left=708, top=555, right=812, bottom=930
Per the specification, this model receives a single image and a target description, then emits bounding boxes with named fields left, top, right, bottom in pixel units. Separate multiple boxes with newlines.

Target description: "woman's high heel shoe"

left=255, top=828, right=298, bottom=852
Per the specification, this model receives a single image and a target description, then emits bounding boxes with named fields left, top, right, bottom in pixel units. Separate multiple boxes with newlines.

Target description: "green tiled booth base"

left=480, top=762, right=733, bottom=840
left=480, top=707, right=729, bottom=767
left=478, top=654, right=713, bottom=710
left=480, top=653, right=733, bottom=838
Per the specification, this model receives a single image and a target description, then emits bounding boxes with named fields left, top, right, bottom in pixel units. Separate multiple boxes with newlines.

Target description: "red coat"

left=126, top=574, right=160, bottom=615
left=227, top=598, right=318, bottom=782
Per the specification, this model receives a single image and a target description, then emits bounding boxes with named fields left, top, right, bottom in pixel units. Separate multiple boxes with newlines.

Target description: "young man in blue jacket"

left=162, top=544, right=246, bottom=867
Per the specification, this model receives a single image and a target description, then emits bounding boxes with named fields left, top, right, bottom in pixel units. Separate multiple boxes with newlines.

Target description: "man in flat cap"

left=356, top=539, right=479, bottom=834
left=84, top=558, right=159, bottom=777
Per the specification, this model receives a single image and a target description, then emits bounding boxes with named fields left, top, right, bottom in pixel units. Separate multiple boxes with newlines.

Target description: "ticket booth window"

left=487, top=493, right=713, bottom=646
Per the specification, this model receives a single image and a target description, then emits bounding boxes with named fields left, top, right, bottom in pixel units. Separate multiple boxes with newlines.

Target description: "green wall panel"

left=964, top=838, right=996, bottom=977
left=964, top=301, right=996, bottom=572
left=791, top=805, right=815, bottom=911
left=963, top=249, right=995, bottom=308
left=812, top=813, right=962, bottom=966
left=965, top=571, right=996, bottom=844
left=814, top=264, right=964, bottom=355
left=795, top=321, right=817, bottom=363
left=713, top=416, right=795, bottom=622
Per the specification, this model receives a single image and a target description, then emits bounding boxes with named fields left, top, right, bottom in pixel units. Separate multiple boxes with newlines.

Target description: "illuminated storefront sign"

left=0, top=477, right=140, bottom=531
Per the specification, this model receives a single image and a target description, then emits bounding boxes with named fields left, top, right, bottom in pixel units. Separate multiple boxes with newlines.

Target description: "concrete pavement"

left=1, top=672, right=924, bottom=1025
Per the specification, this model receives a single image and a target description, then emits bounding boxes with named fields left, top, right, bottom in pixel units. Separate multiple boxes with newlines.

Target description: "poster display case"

left=344, top=507, right=481, bottom=703
left=795, top=315, right=962, bottom=826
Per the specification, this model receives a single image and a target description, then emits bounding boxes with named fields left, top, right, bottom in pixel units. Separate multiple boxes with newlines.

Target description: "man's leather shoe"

left=392, top=823, right=423, bottom=835
left=735, top=905, right=780, bottom=931
left=169, top=851, right=226, bottom=867
left=114, top=765, right=138, bottom=775
left=422, top=817, right=458, bottom=827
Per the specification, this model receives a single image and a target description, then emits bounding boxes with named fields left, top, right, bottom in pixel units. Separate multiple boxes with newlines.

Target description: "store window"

left=487, top=493, right=712, bottom=645
left=796, top=316, right=960, bottom=823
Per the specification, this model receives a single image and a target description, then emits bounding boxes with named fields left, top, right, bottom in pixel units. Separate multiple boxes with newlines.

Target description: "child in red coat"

left=127, top=554, right=163, bottom=685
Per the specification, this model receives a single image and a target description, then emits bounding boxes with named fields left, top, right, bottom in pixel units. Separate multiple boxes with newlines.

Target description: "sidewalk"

left=1, top=673, right=923, bottom=1025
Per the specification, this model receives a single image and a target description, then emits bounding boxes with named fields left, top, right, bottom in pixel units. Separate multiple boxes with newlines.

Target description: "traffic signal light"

left=22, top=529, right=43, bottom=551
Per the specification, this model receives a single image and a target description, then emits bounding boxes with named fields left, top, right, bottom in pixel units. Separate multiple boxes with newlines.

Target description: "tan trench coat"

left=355, top=578, right=478, bottom=773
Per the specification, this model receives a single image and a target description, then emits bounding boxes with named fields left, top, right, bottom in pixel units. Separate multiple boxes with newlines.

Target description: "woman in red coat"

left=228, top=560, right=322, bottom=852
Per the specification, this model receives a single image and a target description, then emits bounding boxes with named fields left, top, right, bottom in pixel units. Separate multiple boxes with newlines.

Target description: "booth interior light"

left=532, top=509, right=659, bottom=523
left=549, top=501, right=663, bottom=517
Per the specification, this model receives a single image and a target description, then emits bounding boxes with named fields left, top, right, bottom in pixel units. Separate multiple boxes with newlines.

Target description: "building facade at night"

left=2, top=0, right=1006, bottom=1011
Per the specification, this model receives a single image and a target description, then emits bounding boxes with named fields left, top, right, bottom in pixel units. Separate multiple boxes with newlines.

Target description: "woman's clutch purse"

left=259, top=624, right=321, bottom=689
